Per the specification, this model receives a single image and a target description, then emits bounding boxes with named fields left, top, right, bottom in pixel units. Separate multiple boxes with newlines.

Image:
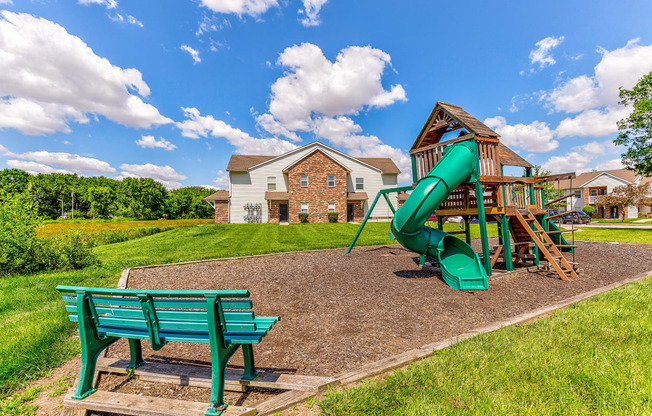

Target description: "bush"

left=0, top=191, right=43, bottom=276
left=298, top=213, right=309, bottom=223
left=582, top=206, right=596, bottom=217
left=41, top=232, right=100, bottom=271
left=328, top=212, right=339, bottom=223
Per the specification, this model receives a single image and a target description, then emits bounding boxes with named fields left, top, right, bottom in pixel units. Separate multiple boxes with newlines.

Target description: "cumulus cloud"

left=78, top=0, right=117, bottom=9
left=176, top=107, right=298, bottom=155
left=197, top=0, right=279, bottom=17
left=555, top=105, right=629, bottom=138
left=6, top=160, right=73, bottom=175
left=529, top=36, right=564, bottom=68
left=255, top=113, right=302, bottom=142
left=119, top=163, right=187, bottom=189
left=136, top=135, right=177, bottom=151
left=212, top=170, right=229, bottom=189
left=0, top=0, right=13, bottom=4
left=0, top=144, right=116, bottom=174
left=264, top=43, right=406, bottom=131
left=484, top=116, right=558, bottom=152
left=299, top=0, right=328, bottom=27
left=544, top=38, right=652, bottom=113
left=542, top=140, right=622, bottom=173
left=180, top=44, right=201, bottom=64
left=0, top=11, right=171, bottom=136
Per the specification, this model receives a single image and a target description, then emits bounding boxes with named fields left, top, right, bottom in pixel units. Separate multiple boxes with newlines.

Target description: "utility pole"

left=71, top=188, right=74, bottom=219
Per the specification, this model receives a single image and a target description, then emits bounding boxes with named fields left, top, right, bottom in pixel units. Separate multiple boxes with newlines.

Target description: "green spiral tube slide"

left=391, top=140, right=488, bottom=290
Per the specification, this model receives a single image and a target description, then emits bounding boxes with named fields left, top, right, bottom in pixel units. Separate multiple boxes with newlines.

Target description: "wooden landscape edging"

left=253, top=268, right=652, bottom=415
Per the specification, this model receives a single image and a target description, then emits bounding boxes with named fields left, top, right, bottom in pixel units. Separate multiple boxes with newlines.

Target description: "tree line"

left=0, top=169, right=217, bottom=220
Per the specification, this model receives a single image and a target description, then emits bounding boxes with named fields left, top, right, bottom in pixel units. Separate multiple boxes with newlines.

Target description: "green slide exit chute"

left=390, top=140, right=488, bottom=290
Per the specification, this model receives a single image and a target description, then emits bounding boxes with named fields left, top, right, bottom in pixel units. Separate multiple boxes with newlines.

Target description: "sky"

left=1, top=0, right=652, bottom=189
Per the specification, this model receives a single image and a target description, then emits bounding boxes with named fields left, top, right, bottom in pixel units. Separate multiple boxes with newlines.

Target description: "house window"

left=355, top=177, right=364, bottom=190
left=574, top=190, right=581, bottom=199
left=590, top=189, right=598, bottom=196
left=328, top=202, right=336, bottom=212
left=267, top=176, right=276, bottom=191
left=327, top=175, right=335, bottom=187
left=300, top=175, right=309, bottom=187
left=301, top=203, right=309, bottom=213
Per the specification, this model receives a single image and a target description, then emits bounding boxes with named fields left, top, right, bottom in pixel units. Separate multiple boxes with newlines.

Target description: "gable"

left=412, top=102, right=499, bottom=150
left=581, top=172, right=633, bottom=188
left=283, top=149, right=351, bottom=173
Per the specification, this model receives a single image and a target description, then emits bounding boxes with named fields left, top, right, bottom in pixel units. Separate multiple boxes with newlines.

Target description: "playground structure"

left=348, top=102, right=580, bottom=290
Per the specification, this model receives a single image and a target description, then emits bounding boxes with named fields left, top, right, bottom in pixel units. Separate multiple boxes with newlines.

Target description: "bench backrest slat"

left=57, top=285, right=250, bottom=298
left=61, top=295, right=253, bottom=310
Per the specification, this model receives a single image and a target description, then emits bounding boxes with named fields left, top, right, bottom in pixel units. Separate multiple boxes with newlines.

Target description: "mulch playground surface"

left=100, top=239, right=652, bottom=408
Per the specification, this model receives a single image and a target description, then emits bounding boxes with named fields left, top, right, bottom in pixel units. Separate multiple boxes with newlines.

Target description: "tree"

left=533, top=165, right=566, bottom=209
left=166, top=187, right=214, bottom=219
left=86, top=186, right=115, bottom=219
left=594, top=182, right=652, bottom=222
left=115, top=177, right=167, bottom=220
left=615, top=71, right=652, bottom=175
left=0, top=169, right=30, bottom=195
left=0, top=189, right=42, bottom=276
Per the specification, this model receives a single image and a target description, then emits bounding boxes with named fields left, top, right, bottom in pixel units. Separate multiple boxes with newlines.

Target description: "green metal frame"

left=345, top=185, right=413, bottom=254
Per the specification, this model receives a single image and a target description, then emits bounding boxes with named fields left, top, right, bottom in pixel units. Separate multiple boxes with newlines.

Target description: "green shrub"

left=0, top=191, right=42, bottom=276
left=40, top=232, right=99, bottom=271
left=583, top=205, right=595, bottom=217
left=298, top=213, right=309, bottom=223
left=327, top=212, right=339, bottom=223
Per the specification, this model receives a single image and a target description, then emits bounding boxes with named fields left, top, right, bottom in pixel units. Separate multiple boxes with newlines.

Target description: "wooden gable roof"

left=412, top=102, right=499, bottom=150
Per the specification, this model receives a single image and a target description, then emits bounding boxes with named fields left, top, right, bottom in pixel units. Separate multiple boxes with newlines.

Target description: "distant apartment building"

left=205, top=142, right=400, bottom=224
left=554, top=169, right=652, bottom=219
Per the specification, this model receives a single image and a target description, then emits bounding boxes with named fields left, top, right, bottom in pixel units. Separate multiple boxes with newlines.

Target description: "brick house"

left=205, top=142, right=400, bottom=224
left=553, top=169, right=652, bottom=219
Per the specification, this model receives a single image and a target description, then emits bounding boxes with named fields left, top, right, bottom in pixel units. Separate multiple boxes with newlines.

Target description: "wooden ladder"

left=513, top=210, right=579, bottom=282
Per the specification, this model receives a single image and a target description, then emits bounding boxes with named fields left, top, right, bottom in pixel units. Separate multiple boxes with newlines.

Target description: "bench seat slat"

left=61, top=295, right=252, bottom=310
left=67, top=314, right=263, bottom=333
left=64, top=304, right=256, bottom=322
left=96, top=326, right=265, bottom=344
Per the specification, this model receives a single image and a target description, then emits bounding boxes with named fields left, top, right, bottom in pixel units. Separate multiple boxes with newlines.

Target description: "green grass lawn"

left=37, top=218, right=213, bottom=238
left=574, top=227, right=652, bottom=244
left=318, top=275, right=652, bottom=415
left=589, top=218, right=652, bottom=225
left=0, top=219, right=646, bottom=411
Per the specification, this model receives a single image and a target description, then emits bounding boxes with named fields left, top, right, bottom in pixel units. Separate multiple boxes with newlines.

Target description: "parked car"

left=546, top=209, right=559, bottom=222
left=560, top=211, right=591, bottom=224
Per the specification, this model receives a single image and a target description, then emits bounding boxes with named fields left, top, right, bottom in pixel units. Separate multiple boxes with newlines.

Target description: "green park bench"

left=57, top=285, right=280, bottom=416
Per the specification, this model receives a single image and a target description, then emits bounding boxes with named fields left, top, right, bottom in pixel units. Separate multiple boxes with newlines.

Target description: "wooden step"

left=98, top=358, right=339, bottom=393
left=62, top=389, right=256, bottom=416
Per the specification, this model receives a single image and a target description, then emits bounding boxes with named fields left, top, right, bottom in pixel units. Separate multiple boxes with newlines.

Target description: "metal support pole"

left=475, top=181, right=492, bottom=276
left=501, top=214, right=513, bottom=271
left=464, top=216, right=471, bottom=245
left=346, top=191, right=383, bottom=254
left=411, top=154, right=418, bottom=184
left=382, top=193, right=396, bottom=214
left=437, top=215, right=444, bottom=231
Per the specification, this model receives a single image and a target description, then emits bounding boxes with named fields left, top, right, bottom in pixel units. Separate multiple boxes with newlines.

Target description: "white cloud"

left=6, top=160, right=73, bottom=175
left=0, top=145, right=116, bottom=174
left=555, top=105, right=629, bottom=138
left=78, top=0, right=117, bottom=9
left=136, top=135, right=177, bottom=151
left=484, top=116, right=558, bottom=152
left=529, top=36, right=564, bottom=68
left=180, top=44, right=201, bottom=64
left=265, top=43, right=406, bottom=131
left=542, top=141, right=623, bottom=173
left=126, top=15, right=143, bottom=27
left=0, top=11, right=171, bottom=136
left=255, top=113, right=302, bottom=142
left=213, top=170, right=229, bottom=189
left=197, top=0, right=279, bottom=17
left=119, top=163, right=187, bottom=189
left=0, top=0, right=13, bottom=4
left=299, top=0, right=328, bottom=27
left=176, top=107, right=297, bottom=155
left=544, top=39, right=652, bottom=113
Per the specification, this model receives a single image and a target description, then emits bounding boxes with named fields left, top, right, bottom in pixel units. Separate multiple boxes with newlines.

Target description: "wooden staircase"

left=513, top=210, right=579, bottom=282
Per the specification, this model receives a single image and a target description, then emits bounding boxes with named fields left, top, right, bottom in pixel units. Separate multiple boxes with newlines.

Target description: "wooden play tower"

left=348, top=102, right=580, bottom=283
left=410, top=102, right=579, bottom=281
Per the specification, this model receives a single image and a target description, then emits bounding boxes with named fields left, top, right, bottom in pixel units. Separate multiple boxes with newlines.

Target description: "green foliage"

left=327, top=212, right=339, bottom=223
left=582, top=205, right=595, bottom=216
left=595, top=183, right=652, bottom=222
left=0, top=169, right=30, bottom=196
left=533, top=165, right=565, bottom=208
left=615, top=71, right=652, bottom=175
left=166, top=187, right=214, bottom=219
left=86, top=186, right=115, bottom=219
left=0, top=191, right=43, bottom=276
left=115, top=177, right=167, bottom=220
left=298, top=212, right=309, bottom=223
left=40, top=232, right=100, bottom=271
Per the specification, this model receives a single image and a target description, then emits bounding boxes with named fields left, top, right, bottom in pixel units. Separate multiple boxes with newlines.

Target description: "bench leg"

left=128, top=339, right=146, bottom=369
left=241, top=344, right=259, bottom=381
left=206, top=345, right=238, bottom=416
left=73, top=294, right=119, bottom=400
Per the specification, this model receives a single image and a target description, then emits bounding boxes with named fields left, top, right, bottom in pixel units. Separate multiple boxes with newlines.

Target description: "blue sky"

left=1, top=0, right=651, bottom=188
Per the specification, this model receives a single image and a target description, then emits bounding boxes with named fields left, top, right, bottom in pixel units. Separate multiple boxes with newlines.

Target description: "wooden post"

left=475, top=181, right=492, bottom=276
left=501, top=214, right=513, bottom=271
left=411, top=154, right=418, bottom=184
left=464, top=216, right=471, bottom=245
left=437, top=215, right=444, bottom=231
